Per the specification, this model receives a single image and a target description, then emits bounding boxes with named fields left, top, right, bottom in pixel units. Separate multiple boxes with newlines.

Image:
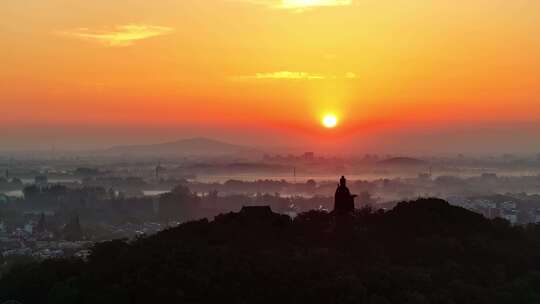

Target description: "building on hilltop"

left=240, top=205, right=274, bottom=217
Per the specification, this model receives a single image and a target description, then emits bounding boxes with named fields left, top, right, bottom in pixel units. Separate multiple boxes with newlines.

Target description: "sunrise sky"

left=1, top=0, right=539, bottom=153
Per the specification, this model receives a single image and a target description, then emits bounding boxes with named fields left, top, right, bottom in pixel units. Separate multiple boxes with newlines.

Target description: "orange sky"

left=1, top=0, right=539, bottom=152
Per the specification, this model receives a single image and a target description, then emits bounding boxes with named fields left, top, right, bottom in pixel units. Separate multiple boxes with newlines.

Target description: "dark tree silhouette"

left=2, top=198, right=540, bottom=304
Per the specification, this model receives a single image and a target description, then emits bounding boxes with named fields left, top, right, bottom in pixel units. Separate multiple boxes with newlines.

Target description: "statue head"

left=339, top=176, right=346, bottom=187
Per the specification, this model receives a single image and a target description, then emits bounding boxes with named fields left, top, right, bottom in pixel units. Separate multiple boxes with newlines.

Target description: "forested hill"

left=2, top=198, right=540, bottom=304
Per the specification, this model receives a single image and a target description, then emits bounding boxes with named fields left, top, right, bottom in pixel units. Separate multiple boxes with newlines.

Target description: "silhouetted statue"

left=334, top=176, right=356, bottom=213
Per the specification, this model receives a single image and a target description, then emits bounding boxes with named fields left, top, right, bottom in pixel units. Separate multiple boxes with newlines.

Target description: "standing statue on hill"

left=334, top=176, right=356, bottom=213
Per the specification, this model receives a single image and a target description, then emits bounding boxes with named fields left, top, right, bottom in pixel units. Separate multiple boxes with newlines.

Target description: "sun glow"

left=322, top=114, right=338, bottom=128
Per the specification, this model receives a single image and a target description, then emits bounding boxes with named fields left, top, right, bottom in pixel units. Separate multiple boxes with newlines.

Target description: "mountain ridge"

left=105, top=137, right=260, bottom=157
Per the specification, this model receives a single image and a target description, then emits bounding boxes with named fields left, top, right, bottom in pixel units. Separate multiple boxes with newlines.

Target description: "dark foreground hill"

left=2, top=199, right=540, bottom=304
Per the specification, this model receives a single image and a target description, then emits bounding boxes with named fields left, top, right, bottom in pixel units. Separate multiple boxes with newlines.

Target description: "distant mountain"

left=105, top=137, right=259, bottom=158
left=377, top=157, right=427, bottom=167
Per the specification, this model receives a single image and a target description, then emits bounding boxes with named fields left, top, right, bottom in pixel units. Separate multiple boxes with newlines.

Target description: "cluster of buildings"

left=0, top=217, right=170, bottom=261
left=0, top=221, right=92, bottom=260
left=95, top=222, right=166, bottom=240
left=446, top=195, right=540, bottom=225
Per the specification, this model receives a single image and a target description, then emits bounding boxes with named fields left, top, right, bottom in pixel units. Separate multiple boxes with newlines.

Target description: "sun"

left=322, top=114, right=338, bottom=128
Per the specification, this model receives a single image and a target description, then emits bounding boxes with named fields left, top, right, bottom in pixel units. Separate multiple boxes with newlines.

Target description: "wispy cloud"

left=234, top=0, right=352, bottom=10
left=253, top=71, right=326, bottom=80
left=345, top=72, right=357, bottom=79
left=232, top=71, right=357, bottom=81
left=279, top=0, right=352, bottom=10
left=59, top=24, right=173, bottom=47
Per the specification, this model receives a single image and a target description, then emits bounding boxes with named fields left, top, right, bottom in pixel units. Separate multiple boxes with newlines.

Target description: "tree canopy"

left=2, top=198, right=540, bottom=304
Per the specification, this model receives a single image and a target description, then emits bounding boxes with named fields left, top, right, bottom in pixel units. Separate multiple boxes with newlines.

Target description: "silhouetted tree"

left=63, top=215, right=82, bottom=241
left=158, top=184, right=198, bottom=221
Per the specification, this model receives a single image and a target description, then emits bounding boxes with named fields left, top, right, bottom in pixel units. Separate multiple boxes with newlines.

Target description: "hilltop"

left=2, top=198, right=540, bottom=303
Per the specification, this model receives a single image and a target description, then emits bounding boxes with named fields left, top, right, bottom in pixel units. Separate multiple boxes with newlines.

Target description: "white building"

left=502, top=210, right=518, bottom=224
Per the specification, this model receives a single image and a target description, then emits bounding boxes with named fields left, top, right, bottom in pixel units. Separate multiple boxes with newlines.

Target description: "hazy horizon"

left=1, top=120, right=539, bottom=156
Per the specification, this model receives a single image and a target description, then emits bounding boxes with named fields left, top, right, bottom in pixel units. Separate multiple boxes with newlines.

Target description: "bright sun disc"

left=322, top=114, right=338, bottom=128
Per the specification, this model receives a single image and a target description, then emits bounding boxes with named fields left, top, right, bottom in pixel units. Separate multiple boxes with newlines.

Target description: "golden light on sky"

left=1, top=0, right=540, bottom=151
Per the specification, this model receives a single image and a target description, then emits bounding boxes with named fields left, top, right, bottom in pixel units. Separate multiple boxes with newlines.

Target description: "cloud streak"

left=234, top=0, right=352, bottom=10
left=232, top=71, right=357, bottom=81
left=59, top=24, right=173, bottom=47
left=279, top=0, right=352, bottom=9
left=253, top=71, right=326, bottom=80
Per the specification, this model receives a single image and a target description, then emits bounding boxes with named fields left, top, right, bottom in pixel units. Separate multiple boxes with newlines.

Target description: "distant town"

left=1, top=146, right=540, bottom=266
